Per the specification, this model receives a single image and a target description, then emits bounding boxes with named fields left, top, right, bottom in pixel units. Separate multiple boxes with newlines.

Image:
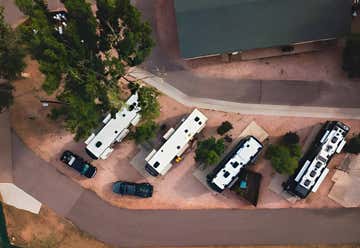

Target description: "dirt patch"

left=2, top=202, right=112, bottom=248
left=10, top=59, right=360, bottom=210
left=186, top=45, right=356, bottom=83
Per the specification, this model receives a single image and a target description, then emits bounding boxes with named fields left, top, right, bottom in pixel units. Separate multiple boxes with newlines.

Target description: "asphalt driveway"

left=11, top=133, right=360, bottom=247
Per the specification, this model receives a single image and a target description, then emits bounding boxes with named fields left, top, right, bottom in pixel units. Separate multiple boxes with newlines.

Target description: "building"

left=207, top=136, right=263, bottom=192
left=145, top=109, right=207, bottom=177
left=85, top=93, right=141, bottom=160
left=284, top=121, right=350, bottom=199
left=174, top=0, right=352, bottom=59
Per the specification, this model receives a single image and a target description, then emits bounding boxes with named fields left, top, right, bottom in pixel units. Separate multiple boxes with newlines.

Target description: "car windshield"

left=137, top=185, right=150, bottom=195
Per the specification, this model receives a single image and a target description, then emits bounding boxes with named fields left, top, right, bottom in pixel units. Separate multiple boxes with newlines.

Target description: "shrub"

left=134, top=121, right=159, bottom=144
left=195, top=137, right=225, bottom=166
left=217, top=121, right=233, bottom=135
left=265, top=144, right=299, bottom=175
left=282, top=132, right=300, bottom=146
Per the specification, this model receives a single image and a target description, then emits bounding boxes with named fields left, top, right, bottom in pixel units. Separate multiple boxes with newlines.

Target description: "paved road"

left=134, top=0, right=360, bottom=109
left=11, top=133, right=360, bottom=247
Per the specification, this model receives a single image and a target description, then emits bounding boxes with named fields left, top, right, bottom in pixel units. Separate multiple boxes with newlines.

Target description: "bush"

left=265, top=144, right=300, bottom=175
left=195, top=137, right=225, bottom=166
left=0, top=82, right=13, bottom=113
left=134, top=121, right=159, bottom=144
left=345, top=134, right=360, bottom=154
left=282, top=132, right=300, bottom=146
left=138, top=86, right=160, bottom=121
left=217, top=121, right=233, bottom=135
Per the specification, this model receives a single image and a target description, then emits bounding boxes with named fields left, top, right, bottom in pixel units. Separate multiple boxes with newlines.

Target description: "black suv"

left=60, top=151, right=97, bottom=178
left=112, top=181, right=153, bottom=198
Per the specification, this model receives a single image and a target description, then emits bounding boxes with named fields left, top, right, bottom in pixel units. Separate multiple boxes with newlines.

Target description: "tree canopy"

left=265, top=132, right=302, bottom=175
left=0, top=7, right=26, bottom=112
left=265, top=144, right=301, bottom=175
left=195, top=137, right=225, bottom=166
left=134, top=120, right=158, bottom=144
left=16, top=0, right=154, bottom=140
left=282, top=131, right=300, bottom=146
left=0, top=82, right=14, bottom=113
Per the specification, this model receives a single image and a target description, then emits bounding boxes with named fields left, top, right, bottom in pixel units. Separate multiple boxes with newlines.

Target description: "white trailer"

left=85, top=93, right=141, bottom=160
left=145, top=109, right=207, bottom=176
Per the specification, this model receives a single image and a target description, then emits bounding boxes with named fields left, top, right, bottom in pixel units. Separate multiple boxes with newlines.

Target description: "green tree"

left=0, top=7, right=25, bottom=111
left=134, top=120, right=158, bottom=144
left=0, top=82, right=14, bottom=112
left=16, top=0, right=154, bottom=140
left=265, top=144, right=299, bottom=175
left=217, top=121, right=233, bottom=135
left=282, top=131, right=300, bottom=146
left=96, top=0, right=154, bottom=66
left=0, top=7, right=26, bottom=80
left=195, top=137, right=225, bottom=166
left=138, top=86, right=160, bottom=121
left=343, top=34, right=360, bottom=78
left=345, top=134, right=360, bottom=154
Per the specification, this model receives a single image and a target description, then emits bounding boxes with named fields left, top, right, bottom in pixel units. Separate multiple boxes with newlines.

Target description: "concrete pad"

left=328, top=171, right=360, bottom=207
left=348, top=155, right=360, bottom=177
left=329, top=155, right=360, bottom=208
left=268, top=173, right=298, bottom=203
left=337, top=153, right=353, bottom=173
left=268, top=173, right=287, bottom=194
left=0, top=183, right=41, bottom=214
left=0, top=111, right=12, bottom=183
left=130, top=145, right=151, bottom=178
left=237, top=121, right=269, bottom=142
left=192, top=164, right=216, bottom=192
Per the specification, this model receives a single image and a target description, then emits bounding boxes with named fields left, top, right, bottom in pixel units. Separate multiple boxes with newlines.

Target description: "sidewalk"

left=129, top=67, right=360, bottom=120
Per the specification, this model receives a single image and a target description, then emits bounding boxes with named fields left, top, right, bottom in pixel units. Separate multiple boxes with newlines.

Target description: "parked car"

left=60, top=150, right=97, bottom=178
left=112, top=181, right=153, bottom=198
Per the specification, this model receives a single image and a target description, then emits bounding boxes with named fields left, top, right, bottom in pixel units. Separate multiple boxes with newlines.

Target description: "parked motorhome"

left=284, top=121, right=350, bottom=199
left=145, top=109, right=207, bottom=177
left=85, top=93, right=141, bottom=160
left=207, top=136, right=263, bottom=193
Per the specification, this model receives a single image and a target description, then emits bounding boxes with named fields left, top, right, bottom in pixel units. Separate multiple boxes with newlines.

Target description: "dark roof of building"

left=174, top=0, right=352, bottom=58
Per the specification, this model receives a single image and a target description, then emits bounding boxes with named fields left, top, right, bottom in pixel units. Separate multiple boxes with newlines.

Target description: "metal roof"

left=174, top=0, right=352, bottom=58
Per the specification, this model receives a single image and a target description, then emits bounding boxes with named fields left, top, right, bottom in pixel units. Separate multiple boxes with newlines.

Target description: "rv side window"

left=154, top=162, right=160, bottom=168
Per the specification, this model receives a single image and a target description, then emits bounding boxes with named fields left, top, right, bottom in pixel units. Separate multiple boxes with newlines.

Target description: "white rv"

left=85, top=93, right=141, bottom=160
left=284, top=121, right=350, bottom=198
left=207, top=136, right=263, bottom=192
left=145, top=109, right=207, bottom=176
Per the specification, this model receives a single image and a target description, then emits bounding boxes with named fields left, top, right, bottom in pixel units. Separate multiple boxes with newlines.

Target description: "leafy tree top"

left=195, top=137, right=225, bottom=166
left=15, top=0, right=154, bottom=140
left=0, top=7, right=26, bottom=81
left=282, top=131, right=300, bottom=146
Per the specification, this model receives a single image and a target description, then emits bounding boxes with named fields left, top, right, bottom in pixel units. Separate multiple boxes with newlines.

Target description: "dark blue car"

left=60, top=151, right=97, bottom=178
left=112, top=181, right=153, bottom=198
